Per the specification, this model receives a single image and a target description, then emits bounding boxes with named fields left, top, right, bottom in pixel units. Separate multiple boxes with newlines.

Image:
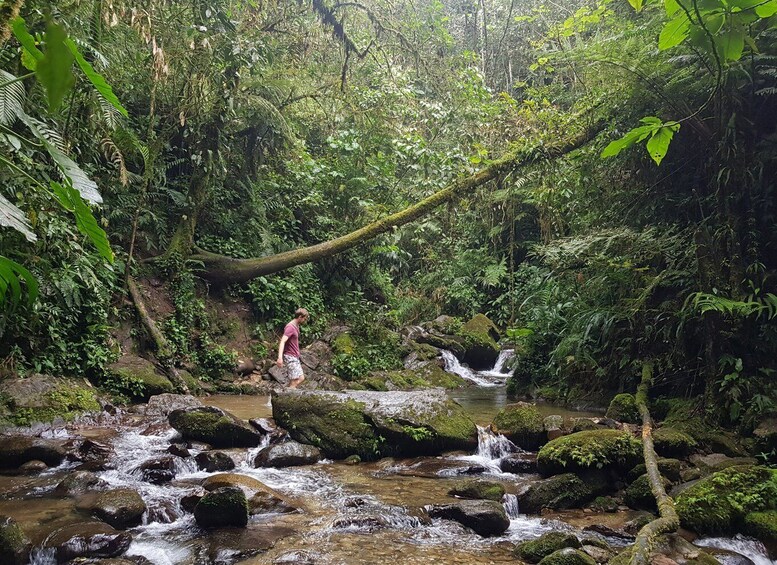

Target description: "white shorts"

left=283, top=355, right=304, bottom=380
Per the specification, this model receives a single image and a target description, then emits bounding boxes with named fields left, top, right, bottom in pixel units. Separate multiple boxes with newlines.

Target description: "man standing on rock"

left=276, top=308, right=309, bottom=388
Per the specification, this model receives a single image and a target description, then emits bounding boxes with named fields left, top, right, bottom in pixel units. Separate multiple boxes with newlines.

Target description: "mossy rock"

left=168, top=406, right=264, bottom=447
left=590, top=496, right=619, bottom=513
left=194, top=486, right=248, bottom=528
left=106, top=356, right=174, bottom=400
left=91, top=488, right=147, bottom=529
left=627, top=458, right=682, bottom=483
left=515, top=532, right=581, bottom=563
left=605, top=393, right=640, bottom=424
left=653, top=427, right=697, bottom=458
left=538, top=548, right=596, bottom=565
left=537, top=430, right=642, bottom=476
left=492, top=403, right=546, bottom=450
left=570, top=418, right=602, bottom=433
left=448, top=480, right=505, bottom=502
left=624, top=473, right=670, bottom=511
left=272, top=389, right=477, bottom=460
left=365, top=363, right=467, bottom=391
left=406, top=341, right=441, bottom=362
left=517, top=473, right=599, bottom=513
left=332, top=333, right=356, bottom=355
left=675, top=465, right=777, bottom=535
left=180, top=370, right=202, bottom=395
left=0, top=515, right=30, bottom=565
left=744, top=511, right=777, bottom=542
left=457, top=314, right=500, bottom=369
left=0, top=374, right=101, bottom=426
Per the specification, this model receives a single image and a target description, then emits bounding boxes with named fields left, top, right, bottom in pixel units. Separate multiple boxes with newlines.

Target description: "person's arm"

left=276, top=334, right=289, bottom=367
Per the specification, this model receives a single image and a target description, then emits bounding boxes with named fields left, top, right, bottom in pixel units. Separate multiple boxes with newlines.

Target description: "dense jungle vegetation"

left=1, top=0, right=776, bottom=437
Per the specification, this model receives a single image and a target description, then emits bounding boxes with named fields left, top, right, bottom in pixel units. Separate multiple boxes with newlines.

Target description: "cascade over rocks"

left=41, top=522, right=132, bottom=562
left=491, top=402, right=546, bottom=450
left=168, top=406, right=264, bottom=447
left=271, top=388, right=477, bottom=460
left=427, top=499, right=510, bottom=536
left=0, top=435, right=66, bottom=468
left=253, top=441, right=322, bottom=468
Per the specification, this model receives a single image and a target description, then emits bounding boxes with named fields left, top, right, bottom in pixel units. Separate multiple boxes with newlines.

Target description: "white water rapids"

left=440, top=349, right=514, bottom=387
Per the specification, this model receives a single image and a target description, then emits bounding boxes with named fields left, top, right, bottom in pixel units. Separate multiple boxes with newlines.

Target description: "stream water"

left=2, top=353, right=774, bottom=565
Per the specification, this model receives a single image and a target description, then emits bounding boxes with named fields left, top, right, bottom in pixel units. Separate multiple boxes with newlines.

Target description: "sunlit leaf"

left=11, top=17, right=43, bottom=69
left=755, top=0, right=777, bottom=17
left=0, top=194, right=37, bottom=242
left=720, top=28, right=745, bottom=61
left=659, top=12, right=691, bottom=50
left=65, top=38, right=128, bottom=117
left=646, top=123, right=679, bottom=165
left=50, top=181, right=114, bottom=263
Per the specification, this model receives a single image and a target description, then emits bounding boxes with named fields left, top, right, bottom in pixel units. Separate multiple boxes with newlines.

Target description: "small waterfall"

left=477, top=425, right=519, bottom=459
left=696, top=535, right=774, bottom=565
left=503, top=494, right=520, bottom=519
left=478, top=349, right=515, bottom=379
left=440, top=351, right=497, bottom=387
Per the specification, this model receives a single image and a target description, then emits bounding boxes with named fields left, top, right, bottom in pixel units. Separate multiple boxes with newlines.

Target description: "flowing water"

left=2, top=351, right=774, bottom=565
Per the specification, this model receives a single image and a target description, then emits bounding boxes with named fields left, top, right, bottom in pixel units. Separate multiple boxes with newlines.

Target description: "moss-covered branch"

left=192, top=125, right=601, bottom=284
left=630, top=361, right=680, bottom=565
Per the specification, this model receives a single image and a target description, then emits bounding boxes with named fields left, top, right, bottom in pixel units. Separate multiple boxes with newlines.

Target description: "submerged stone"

left=0, top=435, right=66, bottom=468
left=195, top=451, right=236, bottom=472
left=90, top=488, right=147, bottom=529
left=42, top=521, right=132, bottom=562
left=271, top=389, right=477, bottom=460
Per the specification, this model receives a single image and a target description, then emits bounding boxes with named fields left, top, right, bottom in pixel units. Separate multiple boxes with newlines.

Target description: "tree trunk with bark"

left=191, top=124, right=601, bottom=284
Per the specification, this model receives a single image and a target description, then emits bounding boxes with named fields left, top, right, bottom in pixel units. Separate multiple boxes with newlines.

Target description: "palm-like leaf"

left=0, top=70, right=26, bottom=126
left=0, top=194, right=36, bottom=242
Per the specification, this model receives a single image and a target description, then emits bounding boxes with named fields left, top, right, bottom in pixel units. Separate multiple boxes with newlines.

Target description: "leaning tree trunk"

left=630, top=361, right=679, bottom=565
left=127, top=276, right=190, bottom=394
left=192, top=124, right=602, bottom=284
left=0, top=0, right=25, bottom=43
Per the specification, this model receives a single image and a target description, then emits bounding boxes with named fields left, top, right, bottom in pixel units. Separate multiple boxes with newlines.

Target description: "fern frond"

left=0, top=194, right=36, bottom=242
left=0, top=70, right=26, bottom=126
left=101, top=137, right=128, bottom=186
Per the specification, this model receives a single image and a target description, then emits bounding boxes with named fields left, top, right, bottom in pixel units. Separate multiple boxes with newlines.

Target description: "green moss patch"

left=744, top=511, right=777, bottom=542
left=448, top=480, right=505, bottom=502
left=537, top=429, right=642, bottom=476
left=605, top=393, right=640, bottom=424
left=492, top=403, right=545, bottom=450
left=515, top=532, right=581, bottom=563
left=653, top=427, right=697, bottom=458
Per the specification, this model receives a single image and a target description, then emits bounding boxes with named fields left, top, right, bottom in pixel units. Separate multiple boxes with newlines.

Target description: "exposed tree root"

left=630, top=361, right=680, bottom=565
left=127, top=276, right=190, bottom=394
left=190, top=124, right=602, bottom=284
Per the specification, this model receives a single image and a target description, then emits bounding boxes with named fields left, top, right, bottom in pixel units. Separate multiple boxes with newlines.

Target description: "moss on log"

left=630, top=361, right=680, bottom=565
left=191, top=126, right=601, bottom=284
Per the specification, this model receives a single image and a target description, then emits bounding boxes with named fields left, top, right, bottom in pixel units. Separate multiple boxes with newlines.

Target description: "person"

left=276, top=307, right=309, bottom=388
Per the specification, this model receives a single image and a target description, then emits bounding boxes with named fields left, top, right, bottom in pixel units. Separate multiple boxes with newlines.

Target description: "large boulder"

left=107, top=356, right=175, bottom=400
left=201, top=473, right=299, bottom=515
left=89, top=488, right=147, bottom=529
left=0, top=516, right=30, bottom=565
left=0, top=374, right=101, bottom=426
left=195, top=451, right=236, bottom=472
left=55, top=471, right=107, bottom=496
left=168, top=406, right=264, bottom=447
left=448, top=479, right=505, bottom=502
left=605, top=394, right=640, bottom=424
left=675, top=465, right=777, bottom=536
left=624, top=473, right=671, bottom=511
left=0, top=435, right=66, bottom=468
left=515, top=532, right=582, bottom=563
left=271, top=389, right=477, bottom=460
left=427, top=499, right=510, bottom=536
left=537, top=430, right=642, bottom=476
left=253, top=441, right=321, bottom=468
left=753, top=415, right=777, bottom=458
left=41, top=522, right=132, bottom=562
left=491, top=403, right=546, bottom=450
left=194, top=486, right=249, bottom=528
left=652, top=426, right=697, bottom=458
left=517, top=473, right=606, bottom=514
left=144, top=394, right=203, bottom=418
left=458, top=314, right=500, bottom=369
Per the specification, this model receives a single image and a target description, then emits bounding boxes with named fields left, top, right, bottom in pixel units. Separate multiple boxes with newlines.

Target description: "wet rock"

left=536, top=430, right=642, bottom=476
left=515, top=531, right=582, bottom=563
left=448, top=479, right=505, bottom=502
left=195, top=451, right=235, bottom=472
left=623, top=512, right=654, bottom=535
left=55, top=471, right=107, bottom=496
left=194, top=487, right=248, bottom=528
left=144, top=393, right=203, bottom=418
left=491, top=403, right=546, bottom=450
left=589, top=496, right=619, bottom=513
left=0, top=435, right=66, bottom=468
left=253, top=441, right=322, bottom=468
left=427, top=499, right=509, bottom=536
left=0, top=515, right=30, bottom=565
left=458, top=314, right=500, bottom=369
left=582, top=524, right=634, bottom=540
left=518, top=472, right=606, bottom=513
left=90, top=489, right=146, bottom=529
left=582, top=544, right=615, bottom=563
left=273, top=550, right=319, bottom=564
left=538, top=547, right=596, bottom=565
left=108, top=356, right=174, bottom=401
left=344, top=454, right=361, bottom=465
left=500, top=452, right=538, bottom=474
left=248, top=418, right=287, bottom=443
left=272, top=388, right=477, bottom=460
left=168, top=406, right=264, bottom=447
left=181, top=488, right=206, bottom=513
left=202, top=473, right=299, bottom=515
left=753, top=415, right=777, bottom=456
left=627, top=458, right=682, bottom=483
left=167, top=443, right=190, bottom=458
left=73, top=439, right=113, bottom=466
left=570, top=418, right=602, bottom=433
left=624, top=473, right=671, bottom=511
left=390, top=458, right=487, bottom=478
left=138, top=456, right=176, bottom=484
left=689, top=453, right=757, bottom=473
left=653, top=427, right=697, bottom=458
left=42, top=522, right=131, bottom=562
left=544, top=415, right=565, bottom=441
left=18, top=459, right=48, bottom=474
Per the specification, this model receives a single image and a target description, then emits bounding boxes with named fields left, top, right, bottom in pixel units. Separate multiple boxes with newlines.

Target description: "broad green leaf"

left=18, top=112, right=102, bottom=203
left=65, top=39, right=128, bottom=118
left=0, top=194, right=37, bottom=242
left=0, top=255, right=38, bottom=307
left=601, top=123, right=659, bottom=158
left=628, top=0, right=645, bottom=12
left=646, top=124, right=679, bottom=165
left=11, top=17, right=44, bottom=69
left=703, top=11, right=726, bottom=34
left=37, top=23, right=75, bottom=112
left=0, top=70, right=26, bottom=126
left=50, top=182, right=114, bottom=263
left=665, top=0, right=681, bottom=16
left=659, top=12, right=691, bottom=50
left=720, top=28, right=745, bottom=60
left=755, top=0, right=777, bottom=17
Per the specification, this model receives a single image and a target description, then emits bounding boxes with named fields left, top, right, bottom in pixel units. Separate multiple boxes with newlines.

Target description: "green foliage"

left=246, top=265, right=326, bottom=333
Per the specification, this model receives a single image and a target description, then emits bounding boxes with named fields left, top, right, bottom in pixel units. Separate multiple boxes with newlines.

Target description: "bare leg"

left=289, top=374, right=305, bottom=389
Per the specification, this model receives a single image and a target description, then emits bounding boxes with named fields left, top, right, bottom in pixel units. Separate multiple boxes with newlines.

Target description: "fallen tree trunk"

left=127, top=276, right=190, bottom=394
left=191, top=124, right=601, bottom=284
left=630, top=361, right=679, bottom=565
